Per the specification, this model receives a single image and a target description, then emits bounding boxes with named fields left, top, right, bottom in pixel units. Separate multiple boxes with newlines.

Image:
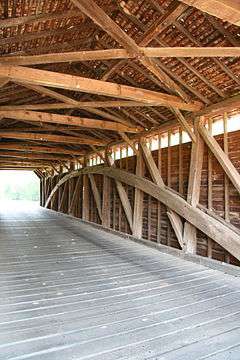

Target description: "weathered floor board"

left=0, top=201, right=239, bottom=360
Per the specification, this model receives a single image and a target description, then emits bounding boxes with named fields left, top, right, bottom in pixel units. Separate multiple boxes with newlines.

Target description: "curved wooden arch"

left=45, top=165, right=240, bottom=260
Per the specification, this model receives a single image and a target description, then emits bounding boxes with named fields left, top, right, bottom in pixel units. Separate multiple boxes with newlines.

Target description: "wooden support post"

left=68, top=166, right=74, bottom=213
left=183, top=118, right=204, bottom=253
left=40, top=178, right=44, bottom=206
left=157, top=135, right=162, bottom=243
left=57, top=167, right=63, bottom=210
left=132, top=147, right=144, bottom=238
left=49, top=176, right=55, bottom=210
left=179, top=129, right=184, bottom=195
left=223, top=113, right=230, bottom=223
left=82, top=174, right=90, bottom=221
left=102, top=175, right=111, bottom=228
left=207, top=118, right=213, bottom=258
left=45, top=178, right=50, bottom=208
left=223, top=113, right=230, bottom=263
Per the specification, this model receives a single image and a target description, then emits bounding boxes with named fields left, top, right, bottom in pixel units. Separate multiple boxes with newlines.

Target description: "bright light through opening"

left=0, top=171, right=39, bottom=202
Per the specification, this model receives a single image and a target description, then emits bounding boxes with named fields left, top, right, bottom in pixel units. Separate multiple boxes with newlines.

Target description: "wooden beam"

left=0, top=49, right=127, bottom=65
left=0, top=165, right=46, bottom=170
left=142, top=47, right=240, bottom=57
left=183, top=119, right=204, bottom=253
left=198, top=94, right=240, bottom=117
left=132, top=149, right=144, bottom=238
left=17, top=83, right=131, bottom=127
left=0, top=66, right=202, bottom=111
left=198, top=122, right=240, bottom=195
left=167, top=210, right=185, bottom=249
left=140, top=141, right=164, bottom=187
left=0, top=110, right=142, bottom=133
left=88, top=174, right=102, bottom=221
left=45, top=165, right=240, bottom=260
left=1, top=47, right=239, bottom=66
left=119, top=132, right=139, bottom=156
left=171, top=107, right=196, bottom=142
left=71, top=0, right=137, bottom=55
left=223, top=113, right=230, bottom=224
left=0, top=143, right=85, bottom=155
left=82, top=174, right=90, bottom=221
left=0, top=150, right=72, bottom=161
left=102, top=175, right=111, bottom=227
left=179, top=0, right=240, bottom=26
left=0, top=101, right=150, bottom=111
left=0, top=131, right=106, bottom=146
left=0, top=160, right=51, bottom=167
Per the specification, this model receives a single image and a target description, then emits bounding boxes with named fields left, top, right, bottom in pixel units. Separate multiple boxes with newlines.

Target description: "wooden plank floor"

left=0, top=201, right=239, bottom=360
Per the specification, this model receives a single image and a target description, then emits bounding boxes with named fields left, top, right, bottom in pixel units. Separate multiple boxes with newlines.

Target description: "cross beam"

left=0, top=65, right=202, bottom=111
left=0, top=47, right=239, bottom=66
left=0, top=131, right=107, bottom=146
left=0, top=110, right=142, bottom=133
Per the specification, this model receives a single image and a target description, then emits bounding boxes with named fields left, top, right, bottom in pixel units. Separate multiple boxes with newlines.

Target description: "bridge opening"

left=0, top=170, right=39, bottom=203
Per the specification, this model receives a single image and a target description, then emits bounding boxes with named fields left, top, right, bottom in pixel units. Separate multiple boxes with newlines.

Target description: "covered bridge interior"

left=0, top=0, right=240, bottom=359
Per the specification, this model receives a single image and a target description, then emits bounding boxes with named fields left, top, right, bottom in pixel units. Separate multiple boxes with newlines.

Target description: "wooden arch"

left=45, top=165, right=240, bottom=261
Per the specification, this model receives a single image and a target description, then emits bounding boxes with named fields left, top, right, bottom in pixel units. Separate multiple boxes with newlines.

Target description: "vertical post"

left=40, top=177, right=45, bottom=206
left=167, top=130, right=171, bottom=246
left=179, top=128, right=183, bottom=195
left=157, top=134, right=162, bottom=243
left=118, top=146, right=123, bottom=231
left=183, top=117, right=204, bottom=254
left=57, top=165, right=63, bottom=210
left=223, top=113, right=230, bottom=263
left=45, top=178, right=50, bottom=206
left=68, top=163, right=74, bottom=214
left=223, top=113, right=230, bottom=223
left=132, top=145, right=144, bottom=238
left=82, top=174, right=90, bottom=221
left=102, top=175, right=111, bottom=228
left=207, top=117, right=213, bottom=258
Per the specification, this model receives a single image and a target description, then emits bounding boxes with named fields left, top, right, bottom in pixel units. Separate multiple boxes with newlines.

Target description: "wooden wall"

left=43, top=129, right=240, bottom=267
